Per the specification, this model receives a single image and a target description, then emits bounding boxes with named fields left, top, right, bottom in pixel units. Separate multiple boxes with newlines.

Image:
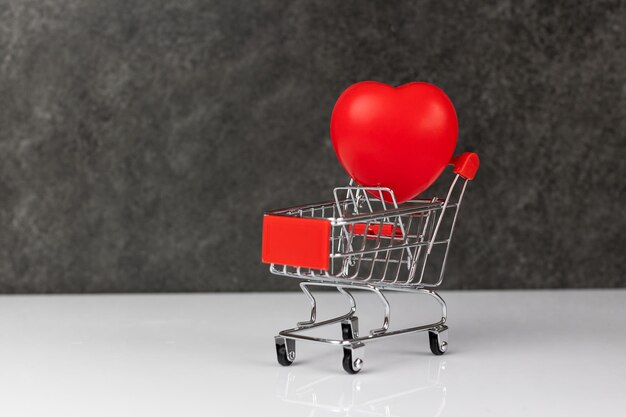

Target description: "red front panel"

left=262, top=215, right=331, bottom=270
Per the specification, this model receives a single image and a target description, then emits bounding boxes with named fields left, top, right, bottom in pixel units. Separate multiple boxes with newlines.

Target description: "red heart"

left=330, top=81, right=458, bottom=203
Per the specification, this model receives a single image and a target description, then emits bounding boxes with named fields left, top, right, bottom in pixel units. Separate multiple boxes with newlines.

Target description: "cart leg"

left=428, top=325, right=448, bottom=355
left=370, top=288, right=390, bottom=336
left=419, top=289, right=447, bottom=324
left=342, top=342, right=365, bottom=374
left=297, top=282, right=317, bottom=326
left=296, top=283, right=357, bottom=327
left=275, top=336, right=296, bottom=366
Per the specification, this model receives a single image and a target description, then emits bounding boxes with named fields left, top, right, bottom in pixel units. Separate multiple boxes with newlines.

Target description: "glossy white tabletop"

left=0, top=289, right=624, bottom=416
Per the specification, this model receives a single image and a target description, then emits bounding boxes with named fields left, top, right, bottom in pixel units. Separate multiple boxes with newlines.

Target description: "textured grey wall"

left=0, top=0, right=624, bottom=293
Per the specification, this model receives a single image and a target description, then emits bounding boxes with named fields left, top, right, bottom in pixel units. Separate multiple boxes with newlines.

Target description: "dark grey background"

left=0, top=0, right=624, bottom=293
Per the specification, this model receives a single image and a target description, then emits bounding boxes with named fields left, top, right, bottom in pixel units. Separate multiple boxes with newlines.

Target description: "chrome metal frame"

left=277, top=282, right=447, bottom=345
left=270, top=171, right=468, bottom=372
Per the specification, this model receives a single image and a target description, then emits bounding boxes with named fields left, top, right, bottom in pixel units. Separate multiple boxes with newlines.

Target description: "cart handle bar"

left=450, top=152, right=479, bottom=180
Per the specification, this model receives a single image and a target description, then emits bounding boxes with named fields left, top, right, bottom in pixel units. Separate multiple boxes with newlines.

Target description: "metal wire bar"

left=278, top=284, right=447, bottom=345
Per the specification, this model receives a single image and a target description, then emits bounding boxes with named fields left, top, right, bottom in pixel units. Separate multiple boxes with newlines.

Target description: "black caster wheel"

left=429, top=326, right=448, bottom=356
left=341, top=318, right=363, bottom=373
left=342, top=348, right=363, bottom=374
left=275, top=337, right=295, bottom=366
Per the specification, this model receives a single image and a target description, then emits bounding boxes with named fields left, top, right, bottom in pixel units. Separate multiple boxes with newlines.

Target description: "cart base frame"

left=274, top=281, right=449, bottom=373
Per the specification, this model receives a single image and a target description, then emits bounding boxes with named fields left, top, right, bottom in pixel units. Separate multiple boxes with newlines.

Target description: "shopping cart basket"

left=262, top=152, right=479, bottom=373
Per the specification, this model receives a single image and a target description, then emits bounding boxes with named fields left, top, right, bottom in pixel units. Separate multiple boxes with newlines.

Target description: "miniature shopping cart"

left=262, top=152, right=479, bottom=373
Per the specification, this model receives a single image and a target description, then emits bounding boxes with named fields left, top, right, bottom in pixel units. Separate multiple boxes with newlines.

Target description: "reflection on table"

left=276, top=357, right=447, bottom=417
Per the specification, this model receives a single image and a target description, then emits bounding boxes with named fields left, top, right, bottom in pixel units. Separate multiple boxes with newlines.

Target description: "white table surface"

left=0, top=289, right=624, bottom=416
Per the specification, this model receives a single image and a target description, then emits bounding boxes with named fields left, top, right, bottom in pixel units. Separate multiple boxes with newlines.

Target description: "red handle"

left=449, top=152, right=480, bottom=180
